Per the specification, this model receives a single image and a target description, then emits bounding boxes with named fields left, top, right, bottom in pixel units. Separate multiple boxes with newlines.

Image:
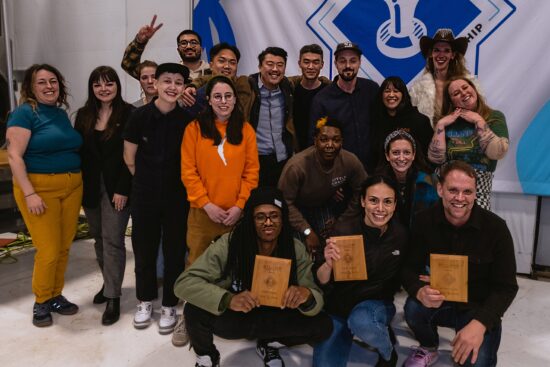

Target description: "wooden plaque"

left=332, top=235, right=368, bottom=281
left=251, top=255, right=291, bottom=307
left=430, top=254, right=468, bottom=302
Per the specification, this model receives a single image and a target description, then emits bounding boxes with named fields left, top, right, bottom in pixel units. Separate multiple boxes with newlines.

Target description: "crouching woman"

left=313, top=175, right=408, bottom=367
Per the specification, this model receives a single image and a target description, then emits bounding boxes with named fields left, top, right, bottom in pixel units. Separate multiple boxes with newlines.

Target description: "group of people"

left=5, top=15, right=518, bottom=367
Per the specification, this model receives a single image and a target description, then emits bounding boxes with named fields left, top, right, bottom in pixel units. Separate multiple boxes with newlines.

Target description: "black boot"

left=388, top=326, right=397, bottom=346
left=93, top=285, right=107, bottom=304
left=375, top=348, right=397, bottom=367
left=102, top=298, right=120, bottom=325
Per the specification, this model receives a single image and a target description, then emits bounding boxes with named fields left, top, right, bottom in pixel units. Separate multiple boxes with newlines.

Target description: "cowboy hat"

left=419, top=28, right=469, bottom=59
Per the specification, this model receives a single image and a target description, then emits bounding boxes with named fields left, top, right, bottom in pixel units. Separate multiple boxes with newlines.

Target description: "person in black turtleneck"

left=312, top=175, right=407, bottom=367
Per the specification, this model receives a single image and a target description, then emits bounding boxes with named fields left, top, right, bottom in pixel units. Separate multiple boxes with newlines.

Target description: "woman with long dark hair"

left=176, top=75, right=259, bottom=347
left=373, top=76, right=433, bottom=166
left=181, top=75, right=259, bottom=266
left=313, top=175, right=408, bottom=367
left=75, top=66, right=133, bottom=325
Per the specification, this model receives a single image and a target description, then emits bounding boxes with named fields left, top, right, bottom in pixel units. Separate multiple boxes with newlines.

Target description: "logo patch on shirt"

left=332, top=176, right=347, bottom=187
left=392, top=250, right=400, bottom=256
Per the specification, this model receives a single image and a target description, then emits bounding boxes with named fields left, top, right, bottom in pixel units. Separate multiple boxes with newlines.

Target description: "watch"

left=303, top=228, right=312, bottom=237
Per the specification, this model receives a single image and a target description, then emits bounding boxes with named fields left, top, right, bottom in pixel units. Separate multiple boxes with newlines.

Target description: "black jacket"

left=248, top=73, right=297, bottom=156
left=75, top=104, right=134, bottom=208
left=309, top=77, right=379, bottom=172
left=401, top=201, right=519, bottom=330
left=319, top=217, right=408, bottom=318
left=372, top=104, right=433, bottom=168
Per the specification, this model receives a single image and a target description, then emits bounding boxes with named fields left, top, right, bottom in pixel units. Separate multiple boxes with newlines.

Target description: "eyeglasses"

left=212, top=93, right=235, bottom=102
left=178, top=40, right=200, bottom=47
left=254, top=212, right=281, bottom=223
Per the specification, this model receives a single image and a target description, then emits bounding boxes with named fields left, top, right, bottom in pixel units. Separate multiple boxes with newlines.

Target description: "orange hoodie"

left=181, top=120, right=259, bottom=209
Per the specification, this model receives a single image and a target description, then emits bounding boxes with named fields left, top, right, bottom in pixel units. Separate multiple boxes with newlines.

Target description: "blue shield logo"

left=307, top=0, right=516, bottom=83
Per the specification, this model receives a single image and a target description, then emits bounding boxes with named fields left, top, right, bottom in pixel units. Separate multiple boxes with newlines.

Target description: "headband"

left=384, top=129, right=417, bottom=152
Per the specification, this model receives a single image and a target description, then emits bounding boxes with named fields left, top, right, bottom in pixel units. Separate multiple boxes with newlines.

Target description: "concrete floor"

left=1, top=237, right=549, bottom=367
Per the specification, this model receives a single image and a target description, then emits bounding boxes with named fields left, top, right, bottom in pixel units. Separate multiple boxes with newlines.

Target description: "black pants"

left=185, top=303, right=333, bottom=358
left=131, top=189, right=189, bottom=306
left=259, top=154, right=288, bottom=188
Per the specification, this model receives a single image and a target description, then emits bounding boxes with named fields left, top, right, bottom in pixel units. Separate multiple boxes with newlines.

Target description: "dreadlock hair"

left=223, top=187, right=299, bottom=291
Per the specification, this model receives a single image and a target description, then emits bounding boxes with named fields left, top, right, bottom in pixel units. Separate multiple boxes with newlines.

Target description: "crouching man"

left=401, top=161, right=518, bottom=367
left=174, top=187, right=332, bottom=367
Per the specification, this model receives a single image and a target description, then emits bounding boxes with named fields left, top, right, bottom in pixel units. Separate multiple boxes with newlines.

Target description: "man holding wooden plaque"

left=402, top=161, right=518, bottom=367
left=174, top=187, right=332, bottom=367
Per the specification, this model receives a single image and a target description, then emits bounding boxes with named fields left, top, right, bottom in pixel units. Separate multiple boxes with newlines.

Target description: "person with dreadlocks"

left=174, top=187, right=332, bottom=367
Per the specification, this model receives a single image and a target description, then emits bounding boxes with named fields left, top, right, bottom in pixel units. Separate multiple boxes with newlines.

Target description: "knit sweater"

left=181, top=120, right=259, bottom=209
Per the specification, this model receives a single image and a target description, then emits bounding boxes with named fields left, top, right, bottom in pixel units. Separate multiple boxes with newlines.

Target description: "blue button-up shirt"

left=256, top=77, right=288, bottom=162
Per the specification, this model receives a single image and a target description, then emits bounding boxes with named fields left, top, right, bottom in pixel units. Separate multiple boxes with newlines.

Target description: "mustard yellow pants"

left=186, top=207, right=231, bottom=266
left=13, top=172, right=83, bottom=303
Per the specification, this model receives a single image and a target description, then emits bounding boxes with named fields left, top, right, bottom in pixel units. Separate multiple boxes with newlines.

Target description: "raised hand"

left=136, top=14, right=164, bottom=43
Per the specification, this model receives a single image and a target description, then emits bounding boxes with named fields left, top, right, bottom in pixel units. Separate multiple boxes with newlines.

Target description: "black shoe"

left=256, top=341, right=285, bottom=367
left=375, top=348, right=398, bottom=367
left=33, top=301, right=53, bottom=327
left=102, top=298, right=120, bottom=325
left=49, top=295, right=79, bottom=315
left=93, top=285, right=107, bottom=304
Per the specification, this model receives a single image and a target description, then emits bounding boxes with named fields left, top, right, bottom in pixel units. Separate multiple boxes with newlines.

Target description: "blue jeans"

left=313, top=299, right=396, bottom=367
left=404, top=297, right=502, bottom=367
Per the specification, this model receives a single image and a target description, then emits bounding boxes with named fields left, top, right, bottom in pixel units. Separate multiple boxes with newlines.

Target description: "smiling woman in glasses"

left=181, top=75, right=259, bottom=266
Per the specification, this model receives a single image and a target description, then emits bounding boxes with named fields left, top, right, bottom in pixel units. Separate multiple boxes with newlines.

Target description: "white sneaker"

left=133, top=301, right=153, bottom=329
left=159, top=306, right=177, bottom=334
left=195, top=354, right=220, bottom=367
left=172, top=314, right=190, bottom=346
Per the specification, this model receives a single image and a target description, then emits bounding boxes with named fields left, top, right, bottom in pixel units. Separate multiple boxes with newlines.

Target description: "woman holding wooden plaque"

left=313, top=175, right=408, bottom=367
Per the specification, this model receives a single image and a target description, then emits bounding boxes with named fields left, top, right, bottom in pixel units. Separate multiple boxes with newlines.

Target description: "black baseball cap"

left=155, top=62, right=190, bottom=81
left=334, top=42, right=362, bottom=57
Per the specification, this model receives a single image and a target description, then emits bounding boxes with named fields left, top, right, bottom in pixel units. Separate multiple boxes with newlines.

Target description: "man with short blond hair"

left=401, top=161, right=518, bottom=367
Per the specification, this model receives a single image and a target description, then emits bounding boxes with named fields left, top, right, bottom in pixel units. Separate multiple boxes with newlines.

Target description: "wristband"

left=25, top=192, right=36, bottom=198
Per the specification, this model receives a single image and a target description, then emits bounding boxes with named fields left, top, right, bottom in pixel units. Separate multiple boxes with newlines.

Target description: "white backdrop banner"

left=194, top=0, right=550, bottom=196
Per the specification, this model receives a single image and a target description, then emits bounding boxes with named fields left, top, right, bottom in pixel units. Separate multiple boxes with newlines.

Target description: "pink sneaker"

left=403, top=346, right=439, bottom=367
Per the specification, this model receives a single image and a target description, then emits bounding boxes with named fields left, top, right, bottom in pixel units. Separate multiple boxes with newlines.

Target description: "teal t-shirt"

left=7, top=103, right=82, bottom=173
